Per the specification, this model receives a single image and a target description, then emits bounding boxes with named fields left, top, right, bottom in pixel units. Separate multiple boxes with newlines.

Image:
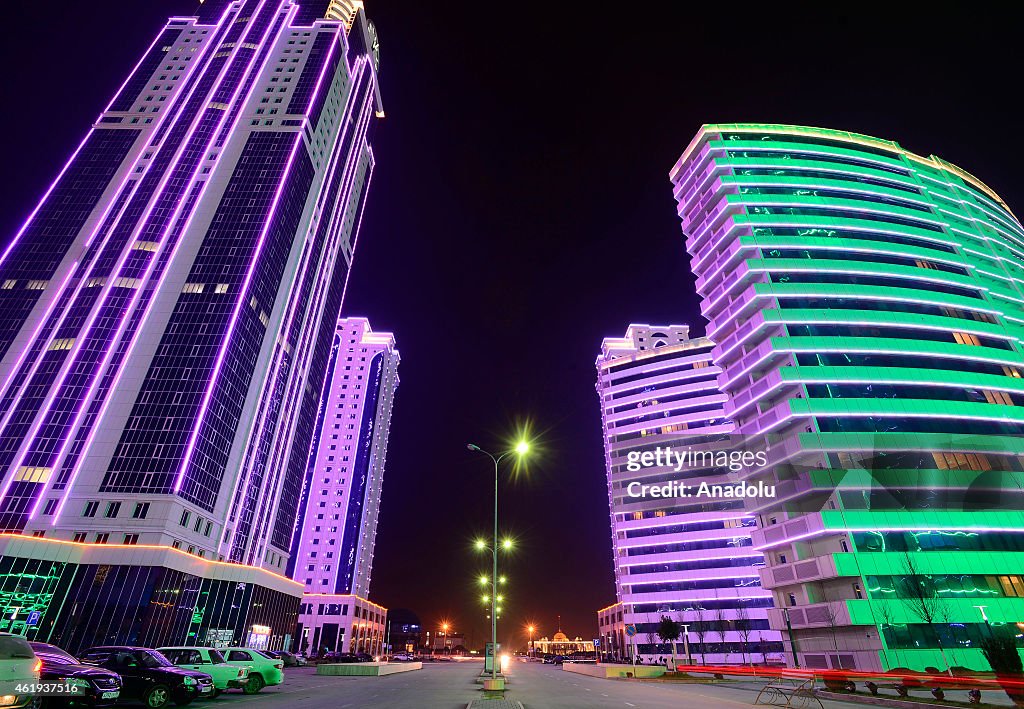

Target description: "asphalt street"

left=192, top=661, right=895, bottom=709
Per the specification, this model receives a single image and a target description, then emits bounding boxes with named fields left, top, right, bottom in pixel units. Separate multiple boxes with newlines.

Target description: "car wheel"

left=243, top=674, right=265, bottom=694
left=145, top=685, right=172, bottom=709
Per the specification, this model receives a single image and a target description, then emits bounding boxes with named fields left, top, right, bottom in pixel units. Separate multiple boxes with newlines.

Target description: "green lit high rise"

left=670, top=124, right=1024, bottom=672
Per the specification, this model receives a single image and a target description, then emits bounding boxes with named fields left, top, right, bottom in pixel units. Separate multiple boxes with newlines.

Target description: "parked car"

left=78, top=647, right=214, bottom=707
left=157, top=647, right=250, bottom=696
left=0, top=633, right=39, bottom=709
left=219, top=649, right=283, bottom=693
left=391, top=653, right=414, bottom=662
left=28, top=642, right=122, bottom=708
left=262, top=651, right=299, bottom=668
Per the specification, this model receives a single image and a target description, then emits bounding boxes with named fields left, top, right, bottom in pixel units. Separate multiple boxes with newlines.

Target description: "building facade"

left=296, top=594, right=386, bottom=656
left=595, top=325, right=783, bottom=664
left=0, top=0, right=382, bottom=649
left=290, top=318, right=398, bottom=655
left=670, top=123, right=1024, bottom=671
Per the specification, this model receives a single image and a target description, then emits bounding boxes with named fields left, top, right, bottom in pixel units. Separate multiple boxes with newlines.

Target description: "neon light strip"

left=0, top=532, right=302, bottom=586
left=239, top=33, right=353, bottom=565
left=753, top=526, right=1024, bottom=551
left=0, top=5, right=236, bottom=448
left=251, top=77, right=377, bottom=567
left=219, top=42, right=357, bottom=561
left=51, top=0, right=280, bottom=523
left=175, top=132, right=306, bottom=493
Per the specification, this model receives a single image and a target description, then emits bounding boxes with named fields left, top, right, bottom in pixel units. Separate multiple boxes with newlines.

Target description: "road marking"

left=625, top=703, right=636, bottom=707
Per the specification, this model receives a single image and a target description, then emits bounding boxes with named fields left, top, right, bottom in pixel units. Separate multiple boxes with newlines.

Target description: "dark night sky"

left=2, top=3, right=1022, bottom=648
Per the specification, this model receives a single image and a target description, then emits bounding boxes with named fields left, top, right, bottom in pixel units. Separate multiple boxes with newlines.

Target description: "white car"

left=391, top=653, right=415, bottom=661
left=0, top=633, right=40, bottom=709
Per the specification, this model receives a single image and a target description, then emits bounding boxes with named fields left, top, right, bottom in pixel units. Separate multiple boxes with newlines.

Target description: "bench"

left=754, top=675, right=824, bottom=709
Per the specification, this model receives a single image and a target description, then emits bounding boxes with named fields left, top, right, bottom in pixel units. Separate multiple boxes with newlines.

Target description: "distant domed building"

left=533, top=619, right=595, bottom=655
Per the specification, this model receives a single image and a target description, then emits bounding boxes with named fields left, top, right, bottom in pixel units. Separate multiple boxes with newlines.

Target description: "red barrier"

left=673, top=664, right=1023, bottom=690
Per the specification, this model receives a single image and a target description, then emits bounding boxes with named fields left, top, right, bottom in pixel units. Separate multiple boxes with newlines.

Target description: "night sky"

left=2, top=2, right=1021, bottom=649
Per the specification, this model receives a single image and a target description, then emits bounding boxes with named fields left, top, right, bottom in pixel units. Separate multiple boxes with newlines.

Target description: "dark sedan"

left=28, top=642, right=122, bottom=709
left=78, top=647, right=214, bottom=708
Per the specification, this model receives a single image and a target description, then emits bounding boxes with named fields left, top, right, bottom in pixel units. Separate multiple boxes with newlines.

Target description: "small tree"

left=899, top=552, right=952, bottom=675
left=817, top=582, right=841, bottom=655
left=713, top=605, right=730, bottom=662
left=657, top=616, right=681, bottom=670
left=873, top=601, right=895, bottom=668
left=735, top=603, right=753, bottom=666
left=687, top=609, right=709, bottom=665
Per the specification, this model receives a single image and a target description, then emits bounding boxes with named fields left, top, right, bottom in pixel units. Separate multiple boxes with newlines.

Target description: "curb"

left=817, top=690, right=979, bottom=709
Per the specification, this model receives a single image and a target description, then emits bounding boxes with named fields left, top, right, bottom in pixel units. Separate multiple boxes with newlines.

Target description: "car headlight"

left=183, top=676, right=197, bottom=686
left=1, top=696, right=19, bottom=707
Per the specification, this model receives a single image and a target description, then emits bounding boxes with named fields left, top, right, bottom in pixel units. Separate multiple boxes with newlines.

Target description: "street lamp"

left=527, top=625, right=536, bottom=658
left=467, top=440, right=529, bottom=681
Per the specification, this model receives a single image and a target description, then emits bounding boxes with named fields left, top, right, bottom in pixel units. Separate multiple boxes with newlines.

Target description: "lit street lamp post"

left=467, top=440, right=529, bottom=682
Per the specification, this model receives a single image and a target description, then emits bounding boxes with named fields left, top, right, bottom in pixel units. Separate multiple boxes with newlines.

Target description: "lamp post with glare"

left=528, top=625, right=536, bottom=658
left=467, top=440, right=529, bottom=680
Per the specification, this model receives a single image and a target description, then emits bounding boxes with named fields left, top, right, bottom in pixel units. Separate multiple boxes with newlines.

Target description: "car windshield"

left=252, top=650, right=276, bottom=660
left=208, top=649, right=226, bottom=664
left=135, top=650, right=174, bottom=668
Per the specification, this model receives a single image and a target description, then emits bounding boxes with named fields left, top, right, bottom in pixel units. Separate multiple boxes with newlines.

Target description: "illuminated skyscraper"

left=595, top=324, right=783, bottom=664
left=0, top=0, right=382, bottom=649
left=291, top=317, right=398, bottom=655
left=671, top=124, right=1024, bottom=671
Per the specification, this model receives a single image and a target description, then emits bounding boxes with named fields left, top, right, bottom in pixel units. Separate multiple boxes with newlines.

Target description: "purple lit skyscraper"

left=595, top=325, right=782, bottom=664
left=290, top=317, right=398, bottom=655
left=0, top=0, right=383, bottom=649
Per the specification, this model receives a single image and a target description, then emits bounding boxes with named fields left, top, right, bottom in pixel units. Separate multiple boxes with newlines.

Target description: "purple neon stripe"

left=253, top=84, right=378, bottom=561
left=0, top=263, right=82, bottom=409
left=228, top=33, right=346, bottom=557
left=6, top=13, right=268, bottom=486
left=48, top=0, right=285, bottom=522
left=219, top=36, right=351, bottom=549
left=0, top=132, right=96, bottom=271
left=2, top=11, right=240, bottom=521
left=224, top=47, right=373, bottom=559
left=0, top=11, right=243, bottom=436
left=102, top=22, right=178, bottom=113
left=174, top=131, right=306, bottom=494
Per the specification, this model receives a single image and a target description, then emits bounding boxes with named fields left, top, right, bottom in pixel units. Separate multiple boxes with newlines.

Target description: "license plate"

left=101, top=691, right=119, bottom=699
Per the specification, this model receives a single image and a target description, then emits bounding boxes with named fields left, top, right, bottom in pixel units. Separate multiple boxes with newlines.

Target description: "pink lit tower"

left=290, top=317, right=399, bottom=656
left=0, top=0, right=383, bottom=650
left=595, top=325, right=783, bottom=664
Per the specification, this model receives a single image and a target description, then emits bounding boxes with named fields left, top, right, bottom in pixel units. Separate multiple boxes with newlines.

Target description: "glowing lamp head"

left=515, top=440, right=529, bottom=456
left=481, top=594, right=490, bottom=604
left=474, top=539, right=487, bottom=551
left=478, top=575, right=488, bottom=585
left=502, top=538, right=513, bottom=550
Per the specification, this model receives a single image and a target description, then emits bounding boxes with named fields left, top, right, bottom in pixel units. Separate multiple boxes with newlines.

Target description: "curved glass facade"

left=671, top=124, right=1024, bottom=672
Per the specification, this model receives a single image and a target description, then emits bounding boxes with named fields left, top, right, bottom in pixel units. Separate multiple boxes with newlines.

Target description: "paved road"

left=503, top=661, right=868, bottom=709
left=199, top=662, right=483, bottom=709
left=198, top=661, right=1009, bottom=708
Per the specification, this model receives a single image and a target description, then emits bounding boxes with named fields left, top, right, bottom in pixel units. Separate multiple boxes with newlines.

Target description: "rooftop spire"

left=325, top=0, right=362, bottom=28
